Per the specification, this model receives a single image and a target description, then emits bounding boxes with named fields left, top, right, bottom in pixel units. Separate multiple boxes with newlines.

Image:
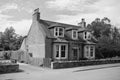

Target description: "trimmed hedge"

left=51, top=58, right=120, bottom=69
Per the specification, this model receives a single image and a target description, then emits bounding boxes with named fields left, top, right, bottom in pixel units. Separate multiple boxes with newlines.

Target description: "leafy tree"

left=0, top=27, right=23, bottom=51
left=88, top=17, right=112, bottom=39
left=88, top=17, right=120, bottom=58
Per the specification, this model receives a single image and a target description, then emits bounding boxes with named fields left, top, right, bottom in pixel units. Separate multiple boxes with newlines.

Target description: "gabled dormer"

left=72, top=30, right=78, bottom=40
left=48, top=24, right=65, bottom=38
left=54, top=27, right=64, bottom=37
left=78, top=18, right=91, bottom=40
left=78, top=28, right=92, bottom=41
left=83, top=31, right=91, bottom=40
left=66, top=27, right=79, bottom=40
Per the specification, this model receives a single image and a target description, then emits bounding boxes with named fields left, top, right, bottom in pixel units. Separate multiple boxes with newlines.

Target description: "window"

left=84, top=32, right=87, bottom=39
left=86, top=46, right=89, bottom=56
left=56, top=45, right=59, bottom=57
left=90, top=46, right=94, bottom=57
left=72, top=30, right=78, bottom=39
left=84, top=32, right=91, bottom=40
left=54, top=27, right=64, bottom=37
left=84, top=45, right=95, bottom=58
left=54, top=44, right=68, bottom=59
left=61, top=45, right=66, bottom=57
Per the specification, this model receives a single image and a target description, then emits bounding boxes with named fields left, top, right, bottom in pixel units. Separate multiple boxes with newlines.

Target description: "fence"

left=0, top=50, right=43, bottom=66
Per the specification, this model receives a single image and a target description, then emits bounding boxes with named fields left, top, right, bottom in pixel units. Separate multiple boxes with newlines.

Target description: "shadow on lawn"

left=73, top=65, right=120, bottom=72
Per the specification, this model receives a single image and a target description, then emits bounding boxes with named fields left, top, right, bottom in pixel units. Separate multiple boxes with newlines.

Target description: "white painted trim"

left=72, top=30, right=78, bottom=40
left=84, top=45, right=95, bottom=59
left=54, top=43, right=68, bottom=59
left=54, top=27, right=64, bottom=37
left=83, top=31, right=91, bottom=40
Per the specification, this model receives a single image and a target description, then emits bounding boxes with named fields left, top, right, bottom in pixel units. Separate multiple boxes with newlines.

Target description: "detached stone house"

left=20, top=8, right=96, bottom=67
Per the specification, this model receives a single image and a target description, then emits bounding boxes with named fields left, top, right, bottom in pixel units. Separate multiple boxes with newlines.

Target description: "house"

left=20, top=8, right=96, bottom=67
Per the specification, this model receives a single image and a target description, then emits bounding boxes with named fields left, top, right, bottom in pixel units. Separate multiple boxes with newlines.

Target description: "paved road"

left=0, top=63, right=120, bottom=80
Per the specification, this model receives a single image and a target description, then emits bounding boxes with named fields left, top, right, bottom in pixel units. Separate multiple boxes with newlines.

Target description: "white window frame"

left=90, top=46, right=94, bottom=57
left=72, top=30, right=78, bottom=40
left=54, top=27, right=64, bottom=37
left=84, top=45, right=95, bottom=59
left=54, top=44, right=68, bottom=59
left=83, top=31, right=91, bottom=40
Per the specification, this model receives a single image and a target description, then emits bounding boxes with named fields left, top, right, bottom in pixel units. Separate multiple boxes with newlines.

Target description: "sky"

left=0, top=0, right=120, bottom=36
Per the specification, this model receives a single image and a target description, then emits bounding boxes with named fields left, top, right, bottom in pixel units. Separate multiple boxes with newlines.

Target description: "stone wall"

left=51, top=58, right=120, bottom=69
left=0, top=63, right=19, bottom=73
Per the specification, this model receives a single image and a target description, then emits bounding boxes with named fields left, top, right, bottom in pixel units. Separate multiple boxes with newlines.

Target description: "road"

left=0, top=63, right=120, bottom=80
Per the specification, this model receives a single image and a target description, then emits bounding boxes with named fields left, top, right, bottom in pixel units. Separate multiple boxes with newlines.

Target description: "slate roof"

left=38, top=19, right=82, bottom=38
left=40, top=19, right=79, bottom=28
left=37, top=19, right=96, bottom=44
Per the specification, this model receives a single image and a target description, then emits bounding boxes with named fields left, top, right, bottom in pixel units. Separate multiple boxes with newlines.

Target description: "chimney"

left=78, top=18, right=86, bottom=27
left=32, top=8, right=40, bottom=21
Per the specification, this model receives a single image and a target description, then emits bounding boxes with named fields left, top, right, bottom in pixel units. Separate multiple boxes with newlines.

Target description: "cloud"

left=55, top=13, right=103, bottom=25
left=0, top=3, right=18, bottom=13
left=0, top=19, right=32, bottom=36
left=46, top=0, right=99, bottom=12
left=11, top=19, right=32, bottom=35
left=47, top=0, right=120, bottom=28
left=0, top=3, right=18, bottom=26
left=0, top=2, right=32, bottom=36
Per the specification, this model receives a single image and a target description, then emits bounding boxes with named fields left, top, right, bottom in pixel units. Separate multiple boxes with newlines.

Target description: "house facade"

left=20, top=8, right=96, bottom=67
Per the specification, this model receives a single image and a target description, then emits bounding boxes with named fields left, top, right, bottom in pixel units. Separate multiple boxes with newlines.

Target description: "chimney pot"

left=78, top=18, right=86, bottom=28
left=32, top=8, right=40, bottom=21
left=82, top=18, right=85, bottom=22
left=34, top=8, right=39, bottom=13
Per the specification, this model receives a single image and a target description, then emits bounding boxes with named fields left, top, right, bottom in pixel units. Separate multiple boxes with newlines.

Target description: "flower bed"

left=51, top=58, right=120, bottom=69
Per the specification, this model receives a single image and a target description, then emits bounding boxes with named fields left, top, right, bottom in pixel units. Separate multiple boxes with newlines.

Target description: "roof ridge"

left=40, top=19, right=81, bottom=27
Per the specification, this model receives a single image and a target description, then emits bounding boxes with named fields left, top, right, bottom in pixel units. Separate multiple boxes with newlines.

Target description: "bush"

left=3, top=52, right=11, bottom=60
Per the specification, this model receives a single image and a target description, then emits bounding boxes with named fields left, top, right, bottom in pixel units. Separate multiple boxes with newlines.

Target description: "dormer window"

left=54, top=27, right=64, bottom=37
left=72, top=30, right=78, bottom=39
left=83, top=31, right=91, bottom=40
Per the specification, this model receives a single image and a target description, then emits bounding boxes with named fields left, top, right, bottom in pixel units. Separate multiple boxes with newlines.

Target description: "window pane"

left=61, top=45, right=65, bottom=50
left=88, top=33, right=91, bottom=39
left=90, top=46, right=94, bottom=56
left=59, top=28, right=64, bottom=36
left=56, top=45, right=59, bottom=50
left=73, top=31, right=77, bottom=38
left=86, top=46, right=89, bottom=56
left=61, top=45, right=66, bottom=57
left=55, top=32, right=58, bottom=36
left=84, top=32, right=87, bottom=39
left=54, top=27, right=59, bottom=36
left=56, top=45, right=59, bottom=57
left=61, top=51, right=65, bottom=57
left=56, top=51, right=59, bottom=57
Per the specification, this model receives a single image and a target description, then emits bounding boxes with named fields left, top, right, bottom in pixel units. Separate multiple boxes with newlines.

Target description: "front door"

left=72, top=48, right=79, bottom=60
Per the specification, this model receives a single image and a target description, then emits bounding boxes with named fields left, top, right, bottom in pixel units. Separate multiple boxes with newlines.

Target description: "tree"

left=88, top=17, right=120, bottom=58
left=87, top=17, right=112, bottom=39
left=0, top=27, right=23, bottom=51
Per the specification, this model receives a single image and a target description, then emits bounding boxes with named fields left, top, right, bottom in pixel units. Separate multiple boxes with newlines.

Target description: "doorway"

left=72, top=48, right=79, bottom=60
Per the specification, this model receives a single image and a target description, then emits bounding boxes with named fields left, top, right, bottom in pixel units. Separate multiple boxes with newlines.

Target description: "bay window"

left=84, top=45, right=95, bottom=58
left=54, top=44, right=68, bottom=59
